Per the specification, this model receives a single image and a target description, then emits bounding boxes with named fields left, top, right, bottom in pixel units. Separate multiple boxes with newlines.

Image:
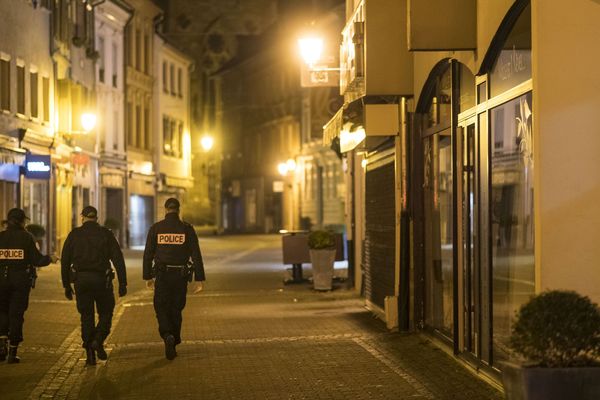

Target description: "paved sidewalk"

left=0, top=235, right=503, bottom=399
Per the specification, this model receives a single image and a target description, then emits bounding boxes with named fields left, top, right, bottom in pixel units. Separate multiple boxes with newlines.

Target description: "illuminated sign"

left=24, top=154, right=51, bottom=180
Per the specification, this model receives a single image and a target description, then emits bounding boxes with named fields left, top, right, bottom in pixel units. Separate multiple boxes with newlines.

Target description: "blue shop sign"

left=24, top=154, right=51, bottom=180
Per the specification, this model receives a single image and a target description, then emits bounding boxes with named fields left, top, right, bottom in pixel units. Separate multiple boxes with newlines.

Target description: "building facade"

left=95, top=0, right=132, bottom=245
left=124, top=0, right=162, bottom=247
left=154, top=34, right=193, bottom=220
left=0, top=0, right=55, bottom=252
left=324, top=0, right=600, bottom=383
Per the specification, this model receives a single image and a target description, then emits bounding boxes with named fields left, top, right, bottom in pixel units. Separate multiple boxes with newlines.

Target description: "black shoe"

left=0, top=337, right=7, bottom=362
left=7, top=345, right=20, bottom=364
left=85, top=346, right=96, bottom=366
left=91, top=340, right=107, bottom=361
left=164, top=334, right=176, bottom=360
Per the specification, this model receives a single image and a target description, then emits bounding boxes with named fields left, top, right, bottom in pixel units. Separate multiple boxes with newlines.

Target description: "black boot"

left=164, top=334, right=176, bottom=360
left=0, top=337, right=7, bottom=362
left=85, top=346, right=96, bottom=366
left=7, top=345, right=20, bottom=364
left=90, top=339, right=107, bottom=361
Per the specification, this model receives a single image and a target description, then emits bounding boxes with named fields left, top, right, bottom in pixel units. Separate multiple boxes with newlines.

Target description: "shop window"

left=423, top=131, right=454, bottom=337
left=491, top=92, right=534, bottom=361
left=489, top=4, right=531, bottom=98
left=426, top=64, right=451, bottom=130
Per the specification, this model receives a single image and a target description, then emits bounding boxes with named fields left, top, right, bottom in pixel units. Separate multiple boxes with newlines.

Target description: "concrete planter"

left=309, top=249, right=336, bottom=291
left=502, top=361, right=600, bottom=400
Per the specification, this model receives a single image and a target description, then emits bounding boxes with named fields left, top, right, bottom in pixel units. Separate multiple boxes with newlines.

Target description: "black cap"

left=81, top=206, right=98, bottom=218
left=164, top=197, right=180, bottom=210
left=7, top=208, right=29, bottom=223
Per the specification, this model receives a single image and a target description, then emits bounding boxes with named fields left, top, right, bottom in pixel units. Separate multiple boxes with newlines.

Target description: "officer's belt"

left=165, top=264, right=186, bottom=269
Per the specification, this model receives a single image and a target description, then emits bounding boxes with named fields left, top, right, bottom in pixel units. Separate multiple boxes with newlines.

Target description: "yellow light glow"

left=340, top=125, right=366, bottom=153
left=200, top=135, right=214, bottom=152
left=81, top=113, right=97, bottom=133
left=298, top=37, right=323, bottom=65
left=361, top=159, right=368, bottom=169
left=286, top=158, right=296, bottom=172
left=140, top=162, right=153, bottom=175
left=277, top=162, right=289, bottom=176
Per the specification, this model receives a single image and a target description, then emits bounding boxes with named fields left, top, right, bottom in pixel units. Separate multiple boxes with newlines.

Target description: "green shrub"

left=25, top=224, right=46, bottom=239
left=308, top=230, right=336, bottom=250
left=509, top=290, right=600, bottom=367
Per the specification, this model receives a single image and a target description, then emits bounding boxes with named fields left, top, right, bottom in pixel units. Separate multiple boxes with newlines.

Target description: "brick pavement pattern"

left=0, top=235, right=503, bottom=400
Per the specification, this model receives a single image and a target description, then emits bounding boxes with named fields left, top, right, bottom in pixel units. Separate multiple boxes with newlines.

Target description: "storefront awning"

left=165, top=175, right=194, bottom=189
left=0, top=147, right=26, bottom=166
left=322, top=98, right=401, bottom=152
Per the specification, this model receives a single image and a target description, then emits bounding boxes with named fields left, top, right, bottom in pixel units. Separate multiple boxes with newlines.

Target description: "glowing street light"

left=277, top=162, right=289, bottom=177
left=286, top=158, right=296, bottom=172
left=80, top=113, right=97, bottom=133
left=200, top=135, right=214, bottom=152
left=298, top=37, right=323, bottom=66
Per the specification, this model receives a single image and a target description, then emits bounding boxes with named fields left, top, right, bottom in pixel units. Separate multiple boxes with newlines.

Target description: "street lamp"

left=277, top=162, right=289, bottom=177
left=200, top=135, right=214, bottom=152
left=298, top=37, right=323, bottom=66
left=297, top=36, right=340, bottom=72
left=286, top=158, right=296, bottom=172
left=80, top=113, right=97, bottom=133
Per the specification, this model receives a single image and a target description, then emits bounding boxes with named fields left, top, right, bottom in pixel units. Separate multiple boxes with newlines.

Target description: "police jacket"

left=60, top=221, right=127, bottom=289
left=0, top=224, right=52, bottom=268
left=142, top=212, right=205, bottom=281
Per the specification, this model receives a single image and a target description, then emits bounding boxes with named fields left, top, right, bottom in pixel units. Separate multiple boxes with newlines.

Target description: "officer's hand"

left=64, top=286, right=73, bottom=301
left=118, top=285, right=127, bottom=297
left=192, top=281, right=204, bottom=294
left=50, top=255, right=59, bottom=264
left=146, top=279, right=155, bottom=290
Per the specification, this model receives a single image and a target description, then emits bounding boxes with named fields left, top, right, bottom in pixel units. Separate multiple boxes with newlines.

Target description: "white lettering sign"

left=27, top=161, right=50, bottom=172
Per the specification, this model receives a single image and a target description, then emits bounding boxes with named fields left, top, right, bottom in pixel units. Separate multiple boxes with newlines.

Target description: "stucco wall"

left=532, top=0, right=600, bottom=303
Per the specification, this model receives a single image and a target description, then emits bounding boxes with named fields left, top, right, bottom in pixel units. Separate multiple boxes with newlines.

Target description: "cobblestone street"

left=1, top=235, right=502, bottom=400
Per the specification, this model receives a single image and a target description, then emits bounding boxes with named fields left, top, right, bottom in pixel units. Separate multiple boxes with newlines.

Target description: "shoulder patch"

left=157, top=233, right=185, bottom=245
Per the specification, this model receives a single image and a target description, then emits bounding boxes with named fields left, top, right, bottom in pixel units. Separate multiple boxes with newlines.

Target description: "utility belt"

left=155, top=262, right=193, bottom=282
left=70, top=266, right=115, bottom=289
left=0, top=265, right=37, bottom=288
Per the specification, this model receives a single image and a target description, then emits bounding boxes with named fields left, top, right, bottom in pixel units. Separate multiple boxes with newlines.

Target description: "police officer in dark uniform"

left=61, top=206, right=127, bottom=366
left=143, top=198, right=205, bottom=360
left=0, top=208, right=57, bottom=363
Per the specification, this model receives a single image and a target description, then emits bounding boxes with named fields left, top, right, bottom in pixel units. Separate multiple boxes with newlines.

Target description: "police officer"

left=143, top=198, right=205, bottom=360
left=61, top=206, right=127, bottom=366
left=0, top=208, right=57, bottom=363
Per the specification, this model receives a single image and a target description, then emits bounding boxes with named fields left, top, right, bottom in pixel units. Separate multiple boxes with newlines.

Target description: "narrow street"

left=0, top=235, right=501, bottom=400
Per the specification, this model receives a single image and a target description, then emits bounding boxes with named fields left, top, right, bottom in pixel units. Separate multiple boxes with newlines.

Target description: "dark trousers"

left=74, top=272, right=115, bottom=348
left=154, top=270, right=187, bottom=344
left=0, top=268, right=31, bottom=344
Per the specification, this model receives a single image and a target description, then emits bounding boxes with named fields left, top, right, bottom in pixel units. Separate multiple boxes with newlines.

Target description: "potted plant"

left=502, top=290, right=600, bottom=400
left=308, top=230, right=336, bottom=291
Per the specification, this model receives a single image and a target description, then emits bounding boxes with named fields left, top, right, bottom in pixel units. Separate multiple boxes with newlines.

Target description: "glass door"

left=458, top=117, right=479, bottom=357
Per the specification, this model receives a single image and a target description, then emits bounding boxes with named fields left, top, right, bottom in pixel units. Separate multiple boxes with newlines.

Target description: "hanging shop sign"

left=24, top=154, right=51, bottom=180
